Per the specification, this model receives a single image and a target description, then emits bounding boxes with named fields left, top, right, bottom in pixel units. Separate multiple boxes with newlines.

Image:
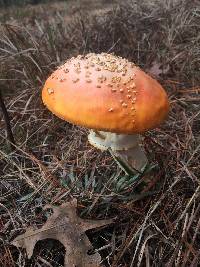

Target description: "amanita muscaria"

left=42, top=53, right=169, bottom=173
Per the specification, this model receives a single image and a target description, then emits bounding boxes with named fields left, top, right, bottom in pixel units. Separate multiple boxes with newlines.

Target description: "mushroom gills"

left=88, top=130, right=148, bottom=174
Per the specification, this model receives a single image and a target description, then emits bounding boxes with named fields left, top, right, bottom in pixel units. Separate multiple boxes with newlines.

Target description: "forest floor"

left=0, top=0, right=200, bottom=266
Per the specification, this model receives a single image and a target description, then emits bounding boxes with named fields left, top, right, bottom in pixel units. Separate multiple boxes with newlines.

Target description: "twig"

left=0, top=90, right=15, bottom=150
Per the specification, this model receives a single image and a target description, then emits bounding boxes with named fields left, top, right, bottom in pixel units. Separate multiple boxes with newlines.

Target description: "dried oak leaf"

left=12, top=199, right=113, bottom=267
left=147, top=61, right=169, bottom=78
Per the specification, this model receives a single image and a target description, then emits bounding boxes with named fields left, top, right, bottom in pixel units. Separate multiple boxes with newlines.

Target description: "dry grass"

left=0, top=0, right=200, bottom=266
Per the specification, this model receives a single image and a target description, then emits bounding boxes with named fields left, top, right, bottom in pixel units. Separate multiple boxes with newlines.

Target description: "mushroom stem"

left=88, top=130, right=148, bottom=174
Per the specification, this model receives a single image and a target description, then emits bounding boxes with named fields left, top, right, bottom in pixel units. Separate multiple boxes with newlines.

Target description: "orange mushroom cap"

left=42, top=53, right=169, bottom=134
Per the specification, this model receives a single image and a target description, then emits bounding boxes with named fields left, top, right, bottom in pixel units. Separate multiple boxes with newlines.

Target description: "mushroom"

left=42, top=53, right=169, bottom=174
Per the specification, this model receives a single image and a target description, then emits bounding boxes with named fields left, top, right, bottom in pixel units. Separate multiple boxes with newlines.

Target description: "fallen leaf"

left=147, top=61, right=169, bottom=78
left=12, top=199, right=113, bottom=267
